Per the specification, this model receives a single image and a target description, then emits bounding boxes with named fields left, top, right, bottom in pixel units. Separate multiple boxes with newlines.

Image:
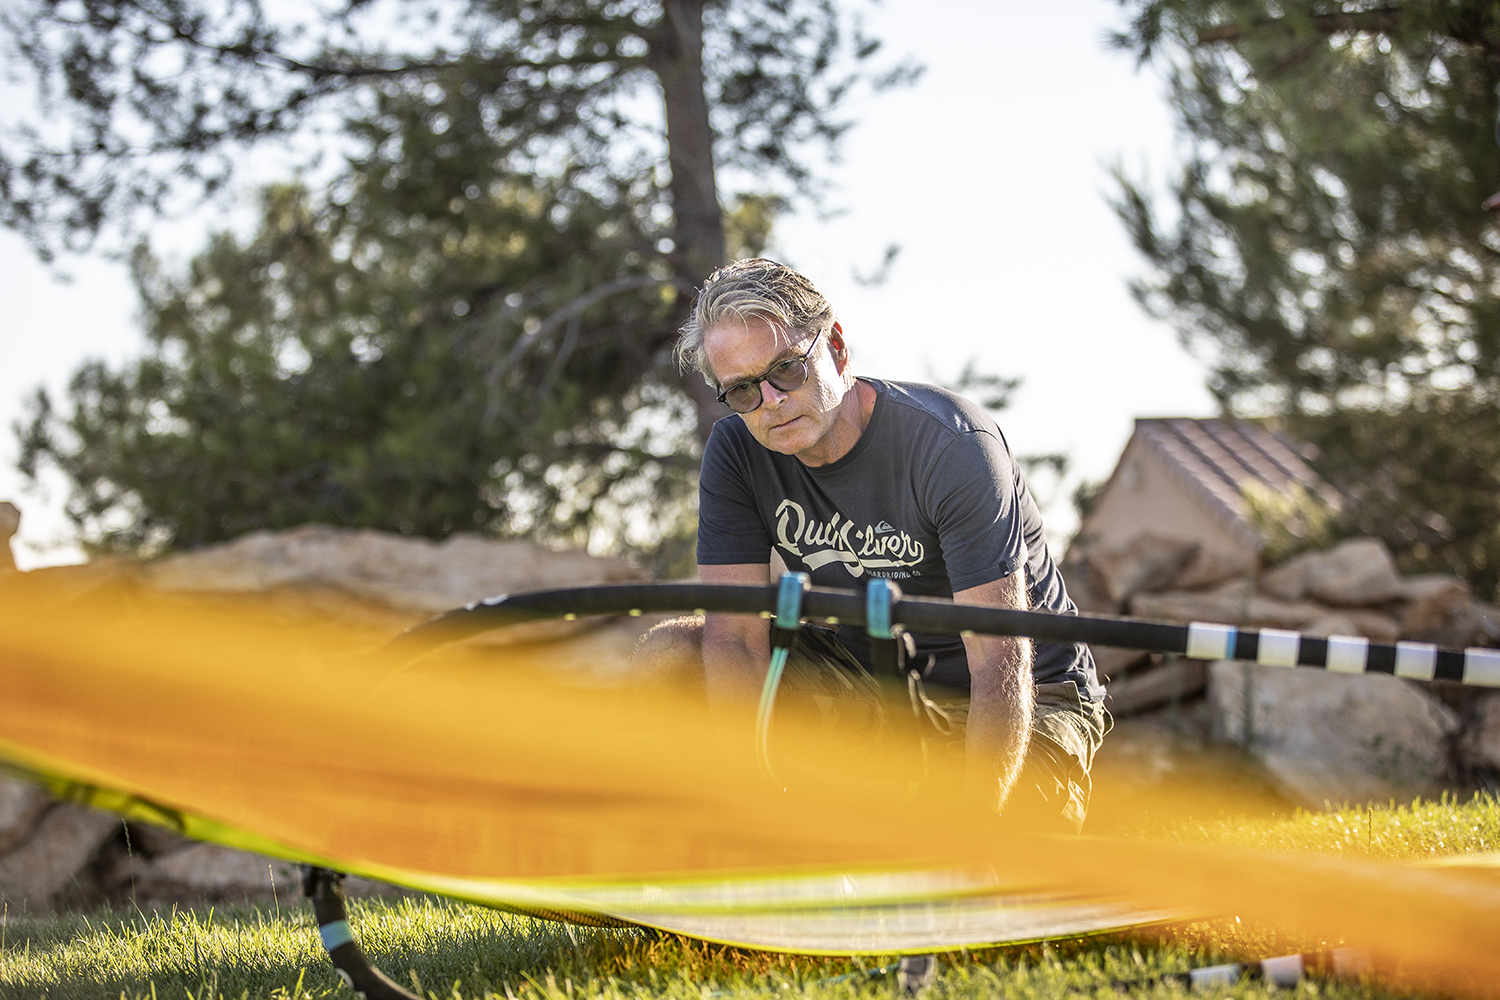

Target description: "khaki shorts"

left=782, top=625, right=1110, bottom=833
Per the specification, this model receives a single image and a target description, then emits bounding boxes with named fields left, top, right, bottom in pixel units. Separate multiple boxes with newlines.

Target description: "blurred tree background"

left=1113, top=0, right=1500, bottom=596
left=3, top=0, right=914, bottom=571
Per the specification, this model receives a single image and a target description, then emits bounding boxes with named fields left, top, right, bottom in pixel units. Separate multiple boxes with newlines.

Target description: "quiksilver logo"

left=774, top=500, right=924, bottom=578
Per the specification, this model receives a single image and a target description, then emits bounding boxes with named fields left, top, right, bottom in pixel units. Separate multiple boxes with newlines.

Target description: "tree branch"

left=1197, top=8, right=1404, bottom=45
left=47, top=10, right=642, bottom=83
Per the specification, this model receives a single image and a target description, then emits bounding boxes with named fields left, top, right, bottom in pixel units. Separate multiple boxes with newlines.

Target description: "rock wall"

left=1070, top=534, right=1500, bottom=807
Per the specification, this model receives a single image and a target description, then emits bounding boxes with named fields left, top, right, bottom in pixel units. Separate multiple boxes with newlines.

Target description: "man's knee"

left=632, top=615, right=706, bottom=694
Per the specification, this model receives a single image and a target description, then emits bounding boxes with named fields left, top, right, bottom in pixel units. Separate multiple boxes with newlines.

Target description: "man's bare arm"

left=700, top=562, right=776, bottom=722
left=954, top=571, right=1034, bottom=813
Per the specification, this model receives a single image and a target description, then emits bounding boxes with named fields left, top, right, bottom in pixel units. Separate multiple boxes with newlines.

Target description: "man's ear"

left=828, top=321, right=848, bottom=370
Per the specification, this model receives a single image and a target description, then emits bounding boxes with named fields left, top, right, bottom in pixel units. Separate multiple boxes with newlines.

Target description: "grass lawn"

left=3, top=795, right=1496, bottom=1000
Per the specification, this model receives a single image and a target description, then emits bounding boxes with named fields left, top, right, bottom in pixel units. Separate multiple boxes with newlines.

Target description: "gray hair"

left=676, top=258, right=836, bottom=385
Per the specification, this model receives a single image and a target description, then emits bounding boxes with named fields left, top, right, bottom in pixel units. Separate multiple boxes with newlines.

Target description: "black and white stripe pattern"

left=1186, top=621, right=1500, bottom=687
left=390, top=580, right=1500, bottom=689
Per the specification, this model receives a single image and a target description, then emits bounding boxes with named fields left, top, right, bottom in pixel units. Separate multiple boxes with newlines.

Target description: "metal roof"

left=1129, top=418, right=1341, bottom=550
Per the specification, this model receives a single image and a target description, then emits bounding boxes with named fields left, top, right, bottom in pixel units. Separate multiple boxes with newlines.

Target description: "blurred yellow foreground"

left=2, top=572, right=1498, bottom=995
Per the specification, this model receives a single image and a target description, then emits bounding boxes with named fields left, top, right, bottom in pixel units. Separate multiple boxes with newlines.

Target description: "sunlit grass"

left=5, top=795, right=1494, bottom=1000
left=1165, top=792, right=1500, bottom=859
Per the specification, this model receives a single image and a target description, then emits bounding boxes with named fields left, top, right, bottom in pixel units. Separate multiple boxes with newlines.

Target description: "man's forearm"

left=953, top=572, right=1035, bottom=813
left=964, top=634, right=1034, bottom=812
left=701, top=620, right=773, bottom=765
left=703, top=626, right=770, bottom=708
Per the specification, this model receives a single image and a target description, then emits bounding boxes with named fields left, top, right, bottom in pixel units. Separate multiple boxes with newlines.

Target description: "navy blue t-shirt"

left=697, top=378, right=1102, bottom=701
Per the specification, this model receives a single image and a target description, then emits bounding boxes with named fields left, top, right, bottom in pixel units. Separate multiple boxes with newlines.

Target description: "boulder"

left=1473, top=602, right=1500, bottom=647
left=1085, top=534, right=1201, bottom=608
left=1059, top=558, right=1111, bottom=614
left=143, top=525, right=650, bottom=644
left=0, top=803, right=120, bottom=908
left=0, top=776, right=51, bottom=855
left=1172, top=547, right=1257, bottom=592
left=1207, top=661, right=1459, bottom=807
left=101, top=839, right=395, bottom=904
left=1259, top=538, right=1402, bottom=607
left=0, top=501, right=18, bottom=572
left=1460, top=693, right=1500, bottom=772
left=124, top=822, right=192, bottom=858
left=1105, top=658, right=1208, bottom=716
left=1090, top=645, right=1150, bottom=683
left=1398, top=575, right=1476, bottom=647
left=115, top=843, right=303, bottom=901
left=1300, top=610, right=1401, bottom=644
left=1129, top=590, right=1332, bottom=630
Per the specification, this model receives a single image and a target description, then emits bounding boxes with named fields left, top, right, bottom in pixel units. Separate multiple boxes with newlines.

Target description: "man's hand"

left=955, top=571, right=1034, bottom=814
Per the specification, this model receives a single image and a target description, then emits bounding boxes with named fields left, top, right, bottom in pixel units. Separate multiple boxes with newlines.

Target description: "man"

left=636, top=259, right=1107, bottom=831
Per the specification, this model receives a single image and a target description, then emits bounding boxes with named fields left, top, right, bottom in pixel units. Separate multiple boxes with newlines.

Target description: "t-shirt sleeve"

left=923, top=431, right=1028, bottom=593
left=696, top=422, right=773, bottom=566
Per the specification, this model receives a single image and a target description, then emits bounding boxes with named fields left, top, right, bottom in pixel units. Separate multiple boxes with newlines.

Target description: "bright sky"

left=0, top=0, right=1215, bottom=570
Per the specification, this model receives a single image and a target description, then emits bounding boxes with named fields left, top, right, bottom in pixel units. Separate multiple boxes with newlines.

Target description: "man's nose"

left=760, top=379, right=789, bottom=407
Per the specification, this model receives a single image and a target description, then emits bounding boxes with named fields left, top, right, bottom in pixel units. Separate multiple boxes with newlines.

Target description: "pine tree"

left=1113, top=0, right=1500, bottom=594
left=6, top=0, right=912, bottom=562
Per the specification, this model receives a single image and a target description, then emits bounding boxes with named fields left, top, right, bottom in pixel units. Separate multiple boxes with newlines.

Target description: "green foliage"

left=0, top=0, right=916, bottom=261
left=1287, top=396, right=1500, bottom=597
left=1112, top=0, right=1500, bottom=592
left=1240, top=478, right=1340, bottom=566
left=7, top=0, right=916, bottom=561
left=722, top=193, right=786, bottom=261
left=19, top=171, right=697, bottom=560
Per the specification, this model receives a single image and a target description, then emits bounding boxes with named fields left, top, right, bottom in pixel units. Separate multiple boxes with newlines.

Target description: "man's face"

left=703, top=317, right=848, bottom=461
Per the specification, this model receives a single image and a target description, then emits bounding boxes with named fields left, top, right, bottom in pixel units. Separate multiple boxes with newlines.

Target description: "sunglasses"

left=715, top=328, right=826, bottom=414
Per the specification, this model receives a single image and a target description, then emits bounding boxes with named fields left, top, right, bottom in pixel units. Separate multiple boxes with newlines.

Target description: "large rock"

left=1172, top=547, right=1257, bottom=591
left=0, top=803, right=120, bottom=908
left=0, top=776, right=51, bottom=855
left=1090, top=644, right=1150, bottom=682
left=101, top=838, right=395, bottom=904
left=1460, top=693, right=1500, bottom=772
left=1130, top=589, right=1332, bottom=630
left=1259, top=538, right=1402, bottom=606
left=144, top=525, right=650, bottom=643
left=1398, top=575, right=1476, bottom=647
left=1207, top=661, right=1458, bottom=807
left=111, top=843, right=303, bottom=901
left=1105, top=658, right=1208, bottom=716
left=1059, top=558, right=1111, bottom=613
left=1473, top=603, right=1500, bottom=647
left=1086, top=534, right=1201, bottom=608
left=1300, top=609, right=1401, bottom=643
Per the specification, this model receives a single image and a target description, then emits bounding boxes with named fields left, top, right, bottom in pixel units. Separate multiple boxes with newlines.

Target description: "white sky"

left=0, top=0, right=1215, bottom=570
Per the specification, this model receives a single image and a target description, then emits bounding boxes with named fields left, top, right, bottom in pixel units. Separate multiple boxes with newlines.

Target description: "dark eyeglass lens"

left=723, top=359, right=810, bottom=413
left=724, top=383, right=762, bottom=412
left=765, top=358, right=809, bottom=392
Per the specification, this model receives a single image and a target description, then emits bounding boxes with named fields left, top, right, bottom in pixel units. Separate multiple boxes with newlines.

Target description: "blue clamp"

left=865, top=578, right=902, bottom=639
left=772, top=572, right=810, bottom=640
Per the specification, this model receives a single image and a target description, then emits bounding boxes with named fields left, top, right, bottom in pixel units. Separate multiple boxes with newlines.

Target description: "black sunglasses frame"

left=715, top=328, right=827, bottom=414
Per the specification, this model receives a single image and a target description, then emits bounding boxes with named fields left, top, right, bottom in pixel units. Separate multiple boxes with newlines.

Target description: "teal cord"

left=754, top=572, right=809, bottom=787
left=754, top=646, right=790, bottom=784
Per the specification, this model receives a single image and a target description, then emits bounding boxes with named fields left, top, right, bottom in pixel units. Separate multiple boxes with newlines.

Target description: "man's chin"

left=760, top=419, right=810, bottom=454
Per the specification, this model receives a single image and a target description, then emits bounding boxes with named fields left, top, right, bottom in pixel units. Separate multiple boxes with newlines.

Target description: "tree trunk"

left=655, top=0, right=730, bottom=445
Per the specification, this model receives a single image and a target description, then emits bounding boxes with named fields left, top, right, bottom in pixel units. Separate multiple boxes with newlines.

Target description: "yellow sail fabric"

left=2, top=574, right=1500, bottom=996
